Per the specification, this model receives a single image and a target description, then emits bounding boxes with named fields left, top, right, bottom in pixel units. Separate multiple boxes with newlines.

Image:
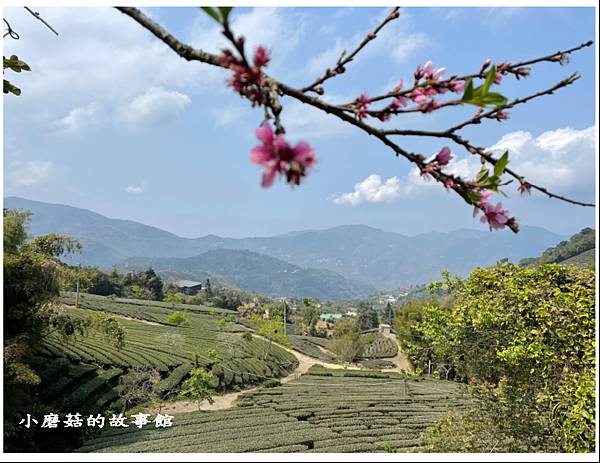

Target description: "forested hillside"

left=520, top=228, right=595, bottom=267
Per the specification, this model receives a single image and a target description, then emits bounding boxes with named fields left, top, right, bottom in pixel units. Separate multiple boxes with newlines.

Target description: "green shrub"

left=164, top=310, right=191, bottom=326
left=407, top=263, right=595, bottom=452
left=262, top=379, right=281, bottom=388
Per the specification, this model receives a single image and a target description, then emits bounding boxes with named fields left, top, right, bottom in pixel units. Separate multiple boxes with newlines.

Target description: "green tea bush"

left=408, top=263, right=595, bottom=452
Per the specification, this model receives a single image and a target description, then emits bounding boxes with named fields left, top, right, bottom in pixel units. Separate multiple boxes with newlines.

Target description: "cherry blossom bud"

left=495, top=111, right=510, bottom=121
left=444, top=178, right=455, bottom=190
left=435, top=147, right=452, bottom=166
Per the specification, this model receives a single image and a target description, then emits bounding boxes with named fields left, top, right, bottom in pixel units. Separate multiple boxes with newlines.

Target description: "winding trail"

left=157, top=334, right=359, bottom=414
left=381, top=331, right=413, bottom=373
left=153, top=332, right=413, bottom=415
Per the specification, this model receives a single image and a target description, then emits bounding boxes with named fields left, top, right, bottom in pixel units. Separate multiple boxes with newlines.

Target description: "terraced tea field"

left=78, top=368, right=472, bottom=453
left=361, top=334, right=398, bottom=359
left=289, top=335, right=336, bottom=363
left=58, top=292, right=235, bottom=323
left=34, top=294, right=298, bottom=414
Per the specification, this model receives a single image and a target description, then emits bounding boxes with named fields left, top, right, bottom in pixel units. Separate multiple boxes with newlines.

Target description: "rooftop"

left=173, top=280, right=203, bottom=288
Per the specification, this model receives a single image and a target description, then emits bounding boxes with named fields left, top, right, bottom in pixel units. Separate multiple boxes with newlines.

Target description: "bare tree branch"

left=24, top=7, right=59, bottom=36
left=115, top=6, right=594, bottom=233
left=116, top=7, right=222, bottom=67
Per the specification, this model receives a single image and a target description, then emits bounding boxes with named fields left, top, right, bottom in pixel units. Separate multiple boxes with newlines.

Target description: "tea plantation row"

left=78, top=369, right=472, bottom=453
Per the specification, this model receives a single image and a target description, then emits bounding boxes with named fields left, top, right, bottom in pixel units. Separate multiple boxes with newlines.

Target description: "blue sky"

left=3, top=6, right=596, bottom=238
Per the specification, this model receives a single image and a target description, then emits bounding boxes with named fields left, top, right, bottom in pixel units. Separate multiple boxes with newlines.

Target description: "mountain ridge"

left=4, top=196, right=569, bottom=291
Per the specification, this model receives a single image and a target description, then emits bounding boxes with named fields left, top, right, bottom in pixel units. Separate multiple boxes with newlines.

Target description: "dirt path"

left=381, top=331, right=413, bottom=373
left=157, top=335, right=359, bottom=414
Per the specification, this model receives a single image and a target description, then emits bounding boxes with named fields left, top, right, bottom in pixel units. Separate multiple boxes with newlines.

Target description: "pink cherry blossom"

left=472, top=189, right=511, bottom=231
left=355, top=92, right=372, bottom=121
left=418, top=99, right=441, bottom=113
left=253, top=46, right=270, bottom=68
left=250, top=123, right=317, bottom=188
left=518, top=181, right=532, bottom=195
left=449, top=79, right=465, bottom=93
left=480, top=201, right=510, bottom=230
left=432, top=67, right=446, bottom=81
left=220, top=46, right=270, bottom=107
left=391, top=96, right=407, bottom=109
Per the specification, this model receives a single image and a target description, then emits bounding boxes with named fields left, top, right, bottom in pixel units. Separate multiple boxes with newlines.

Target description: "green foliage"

left=82, top=312, right=126, bottom=350
left=179, top=367, right=217, bottom=409
left=200, top=6, right=233, bottom=25
left=461, top=65, right=508, bottom=108
left=299, top=302, right=320, bottom=336
left=255, top=319, right=290, bottom=347
left=405, top=263, right=595, bottom=452
left=164, top=310, right=191, bottom=326
left=3, top=209, right=83, bottom=402
left=356, top=306, right=379, bottom=331
left=4, top=54, right=31, bottom=96
left=329, top=318, right=364, bottom=363
left=465, top=150, right=510, bottom=200
left=163, top=291, right=186, bottom=304
left=3, top=209, right=31, bottom=253
left=421, top=408, right=530, bottom=452
left=122, top=268, right=164, bottom=300
left=332, top=317, right=358, bottom=338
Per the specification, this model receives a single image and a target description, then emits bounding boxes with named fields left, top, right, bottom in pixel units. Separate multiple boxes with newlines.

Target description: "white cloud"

left=334, top=173, right=422, bottom=206
left=117, top=87, right=191, bottom=129
left=333, top=125, right=596, bottom=207
left=55, top=103, right=98, bottom=134
left=3, top=7, right=212, bottom=103
left=488, top=126, right=596, bottom=194
left=126, top=186, right=143, bottom=194
left=7, top=161, right=56, bottom=188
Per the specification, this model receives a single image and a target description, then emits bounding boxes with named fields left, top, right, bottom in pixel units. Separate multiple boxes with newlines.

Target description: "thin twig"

left=24, top=6, right=59, bottom=36
left=300, top=7, right=401, bottom=94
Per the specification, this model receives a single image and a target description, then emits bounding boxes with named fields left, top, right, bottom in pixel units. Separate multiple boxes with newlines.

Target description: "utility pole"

left=283, top=300, right=287, bottom=336
left=75, top=264, right=81, bottom=308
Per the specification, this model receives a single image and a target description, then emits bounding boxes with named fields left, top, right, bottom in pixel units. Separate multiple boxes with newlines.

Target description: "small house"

left=173, top=280, right=203, bottom=295
left=319, top=313, right=343, bottom=322
left=379, top=324, right=391, bottom=335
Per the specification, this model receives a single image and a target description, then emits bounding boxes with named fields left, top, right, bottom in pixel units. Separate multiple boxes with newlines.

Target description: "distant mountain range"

left=5, top=196, right=569, bottom=298
left=121, top=250, right=376, bottom=300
